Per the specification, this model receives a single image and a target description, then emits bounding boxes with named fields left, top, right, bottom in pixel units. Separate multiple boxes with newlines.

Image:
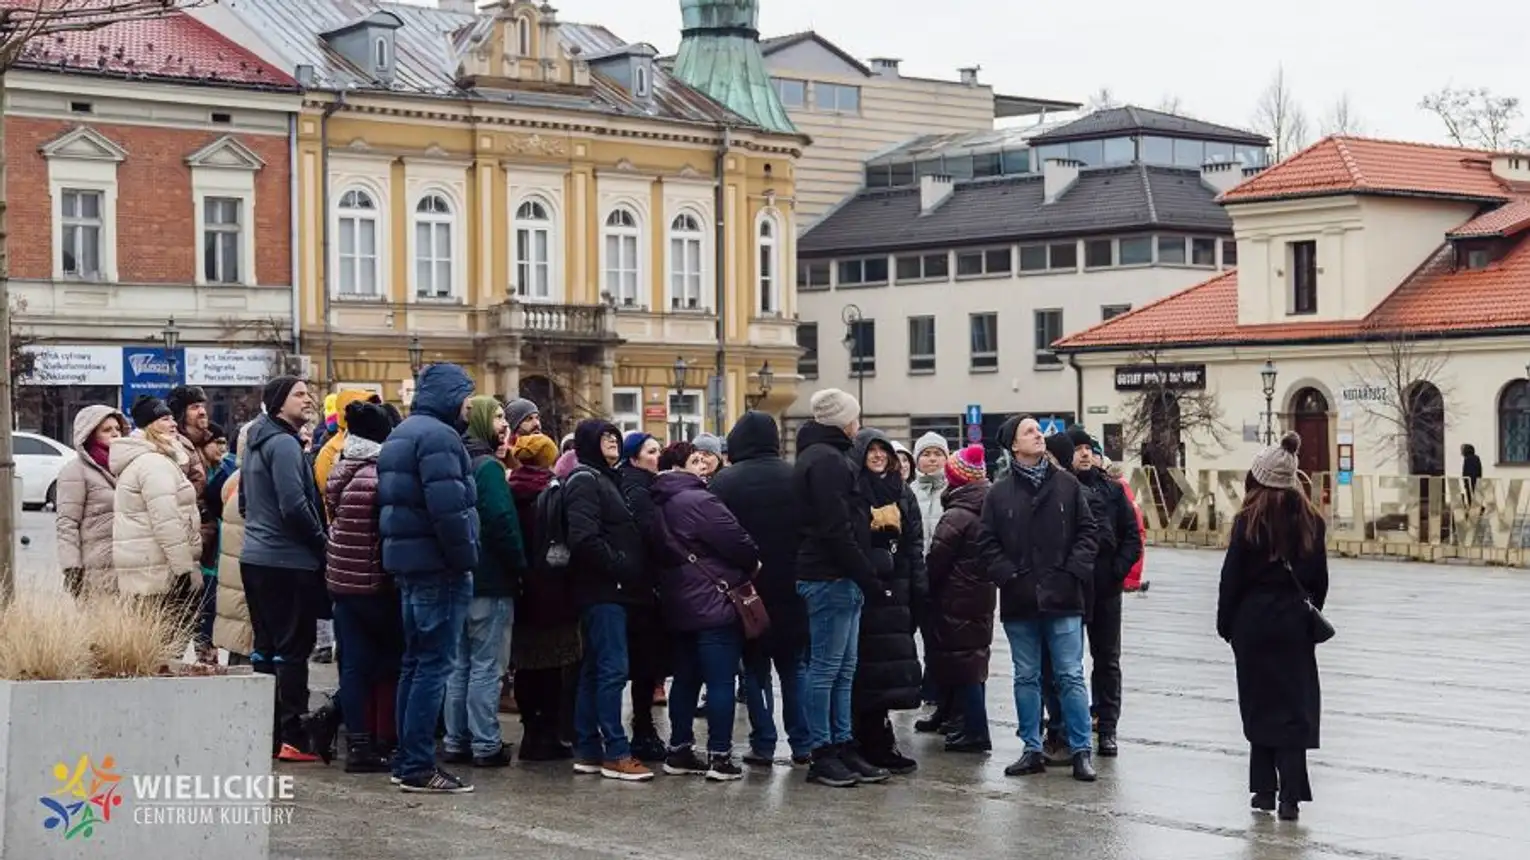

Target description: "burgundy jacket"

left=651, top=471, right=759, bottom=632
left=509, top=465, right=577, bottom=628
left=324, top=437, right=388, bottom=596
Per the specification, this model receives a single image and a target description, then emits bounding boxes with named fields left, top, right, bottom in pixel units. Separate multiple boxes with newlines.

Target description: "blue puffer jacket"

left=378, top=364, right=480, bottom=577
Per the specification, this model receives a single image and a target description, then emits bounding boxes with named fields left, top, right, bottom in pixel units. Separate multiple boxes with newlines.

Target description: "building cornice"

left=7, top=69, right=301, bottom=114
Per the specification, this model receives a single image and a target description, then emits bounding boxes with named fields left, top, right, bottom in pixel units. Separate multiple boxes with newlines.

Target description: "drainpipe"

left=287, top=112, right=301, bottom=361
left=712, top=125, right=729, bottom=434
left=319, top=91, right=347, bottom=385
left=1067, top=352, right=1084, bottom=426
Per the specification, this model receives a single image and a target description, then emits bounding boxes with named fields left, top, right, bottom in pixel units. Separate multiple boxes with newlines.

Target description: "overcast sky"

left=400, top=0, right=1527, bottom=145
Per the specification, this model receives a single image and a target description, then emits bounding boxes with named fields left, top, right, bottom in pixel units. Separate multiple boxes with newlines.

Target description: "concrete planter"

left=0, top=673, right=275, bottom=859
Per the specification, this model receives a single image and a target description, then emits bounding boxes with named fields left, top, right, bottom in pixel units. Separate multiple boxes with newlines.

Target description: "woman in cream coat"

left=112, top=396, right=202, bottom=606
left=56, top=404, right=128, bottom=596
left=213, top=422, right=255, bottom=661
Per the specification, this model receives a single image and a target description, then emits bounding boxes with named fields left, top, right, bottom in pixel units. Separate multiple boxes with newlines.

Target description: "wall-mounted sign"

left=20, top=345, right=123, bottom=386
left=1113, top=363, right=1207, bottom=391
left=185, top=348, right=279, bottom=387
left=122, top=347, right=185, bottom=419
left=643, top=405, right=667, bottom=420
left=1340, top=385, right=1389, bottom=402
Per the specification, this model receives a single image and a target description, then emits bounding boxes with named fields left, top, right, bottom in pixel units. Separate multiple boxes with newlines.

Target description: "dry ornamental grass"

left=0, top=590, right=199, bottom=681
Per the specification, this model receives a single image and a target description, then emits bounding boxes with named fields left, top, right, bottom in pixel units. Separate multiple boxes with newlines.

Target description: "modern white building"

left=785, top=107, right=1269, bottom=455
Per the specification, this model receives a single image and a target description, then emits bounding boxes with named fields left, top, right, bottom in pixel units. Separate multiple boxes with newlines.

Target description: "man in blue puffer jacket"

left=378, top=363, right=481, bottom=794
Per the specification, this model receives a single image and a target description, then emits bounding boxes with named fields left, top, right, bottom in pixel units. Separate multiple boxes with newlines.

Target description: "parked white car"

left=13, top=431, right=73, bottom=510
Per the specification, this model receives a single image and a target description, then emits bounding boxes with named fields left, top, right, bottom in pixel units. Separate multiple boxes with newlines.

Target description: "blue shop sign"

left=122, top=347, right=185, bottom=421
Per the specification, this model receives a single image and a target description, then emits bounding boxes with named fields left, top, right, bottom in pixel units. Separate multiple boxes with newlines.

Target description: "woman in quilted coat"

left=213, top=423, right=256, bottom=662
left=112, top=395, right=202, bottom=611
left=56, top=404, right=128, bottom=596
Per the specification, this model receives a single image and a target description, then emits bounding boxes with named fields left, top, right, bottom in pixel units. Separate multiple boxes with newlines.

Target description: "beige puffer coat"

left=213, top=470, right=253, bottom=656
left=111, top=433, right=202, bottom=596
left=56, top=405, right=125, bottom=594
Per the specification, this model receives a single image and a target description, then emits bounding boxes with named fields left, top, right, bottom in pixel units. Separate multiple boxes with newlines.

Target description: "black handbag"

left=1283, top=560, right=1335, bottom=644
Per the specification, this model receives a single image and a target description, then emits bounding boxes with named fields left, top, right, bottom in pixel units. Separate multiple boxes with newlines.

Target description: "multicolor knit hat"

left=945, top=444, right=987, bottom=487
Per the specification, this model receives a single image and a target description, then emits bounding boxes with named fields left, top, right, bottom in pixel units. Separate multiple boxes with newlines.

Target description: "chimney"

left=1491, top=153, right=1530, bottom=185
left=958, top=66, right=980, bottom=86
left=869, top=57, right=900, bottom=78
left=1042, top=158, right=1081, bottom=204
left=919, top=174, right=954, bottom=214
left=437, top=0, right=475, bottom=12
left=1200, top=159, right=1245, bottom=195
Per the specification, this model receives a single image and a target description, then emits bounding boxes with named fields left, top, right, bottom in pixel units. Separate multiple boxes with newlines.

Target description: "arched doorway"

left=1141, top=392, right=1183, bottom=526
left=1406, top=381, right=1446, bottom=542
left=1291, top=387, right=1331, bottom=507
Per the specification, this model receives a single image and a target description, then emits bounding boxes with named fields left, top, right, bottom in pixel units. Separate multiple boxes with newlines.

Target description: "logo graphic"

left=127, top=353, right=174, bottom=376
left=38, top=754, right=125, bottom=841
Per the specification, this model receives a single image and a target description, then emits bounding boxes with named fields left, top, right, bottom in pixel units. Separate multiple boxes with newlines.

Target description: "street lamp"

left=842, top=303, right=864, bottom=409
left=1260, top=358, right=1278, bottom=445
left=407, top=334, right=424, bottom=380
left=162, top=317, right=181, bottom=376
left=672, top=356, right=689, bottom=442
left=746, top=360, right=774, bottom=410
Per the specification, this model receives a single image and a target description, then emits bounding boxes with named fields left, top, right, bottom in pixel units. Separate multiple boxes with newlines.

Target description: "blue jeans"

left=668, top=625, right=744, bottom=754
left=745, top=647, right=811, bottom=758
left=393, top=574, right=471, bottom=780
left=797, top=579, right=863, bottom=751
left=444, top=597, right=513, bottom=758
left=1004, top=616, right=1091, bottom=755
left=574, top=604, right=630, bottom=761
left=956, top=682, right=990, bottom=740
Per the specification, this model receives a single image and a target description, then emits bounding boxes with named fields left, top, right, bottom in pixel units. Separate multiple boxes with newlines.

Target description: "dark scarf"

left=1011, top=456, right=1050, bottom=489
left=859, top=466, right=905, bottom=507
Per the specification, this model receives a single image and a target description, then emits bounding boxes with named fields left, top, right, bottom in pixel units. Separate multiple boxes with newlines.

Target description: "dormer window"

left=634, top=63, right=651, bottom=99
left=374, top=36, right=389, bottom=71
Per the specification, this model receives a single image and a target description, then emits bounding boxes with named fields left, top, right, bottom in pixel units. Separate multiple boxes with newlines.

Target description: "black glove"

left=63, top=568, right=84, bottom=597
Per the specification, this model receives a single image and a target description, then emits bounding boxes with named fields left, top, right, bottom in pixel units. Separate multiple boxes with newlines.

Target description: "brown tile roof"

left=1449, top=200, right=1530, bottom=238
left=1221, top=136, right=1516, bottom=204
left=1055, top=236, right=1530, bottom=351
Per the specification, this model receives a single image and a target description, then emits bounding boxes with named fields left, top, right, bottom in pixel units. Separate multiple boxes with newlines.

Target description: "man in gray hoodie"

left=239, top=376, right=328, bottom=762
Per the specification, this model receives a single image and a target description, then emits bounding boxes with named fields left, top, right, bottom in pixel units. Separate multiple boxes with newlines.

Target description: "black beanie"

left=207, top=422, right=227, bottom=443
left=382, top=403, right=404, bottom=427
left=345, top=401, right=392, bottom=444
left=130, top=395, right=172, bottom=430
left=262, top=376, right=301, bottom=417
left=166, top=385, right=207, bottom=424
left=1065, top=425, right=1095, bottom=451
left=1045, top=431, right=1076, bottom=470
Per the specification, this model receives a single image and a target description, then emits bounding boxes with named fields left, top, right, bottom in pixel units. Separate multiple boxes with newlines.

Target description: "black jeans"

left=1088, top=592, right=1123, bottom=734
left=1250, top=744, right=1312, bottom=803
left=332, top=592, right=404, bottom=739
left=517, top=666, right=569, bottom=740
left=244, top=563, right=320, bottom=751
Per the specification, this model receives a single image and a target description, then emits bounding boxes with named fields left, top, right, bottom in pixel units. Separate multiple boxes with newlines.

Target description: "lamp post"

left=672, top=356, right=690, bottom=442
left=407, top=334, right=424, bottom=381
left=162, top=316, right=181, bottom=376
left=842, top=303, right=864, bottom=410
left=745, top=360, right=774, bottom=410
left=1260, top=358, right=1278, bottom=445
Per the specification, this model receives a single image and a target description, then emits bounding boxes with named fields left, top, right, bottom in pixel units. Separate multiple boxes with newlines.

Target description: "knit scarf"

left=86, top=440, right=110, bottom=471
left=1011, top=456, right=1050, bottom=489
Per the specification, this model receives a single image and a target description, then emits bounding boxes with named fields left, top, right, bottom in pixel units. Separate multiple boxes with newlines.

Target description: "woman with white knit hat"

left=1216, top=432, right=1330, bottom=822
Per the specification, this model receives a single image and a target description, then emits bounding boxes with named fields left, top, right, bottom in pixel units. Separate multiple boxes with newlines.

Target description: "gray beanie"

left=810, top=388, right=861, bottom=429
left=913, top=431, right=950, bottom=459
left=1250, top=432, right=1302, bottom=490
left=693, top=433, right=724, bottom=457
left=505, top=397, right=539, bottom=432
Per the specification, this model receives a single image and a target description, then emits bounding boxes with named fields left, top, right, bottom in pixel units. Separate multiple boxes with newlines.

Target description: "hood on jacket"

left=652, top=469, right=706, bottom=504
left=72, top=404, right=126, bottom=451
left=795, top=419, right=853, bottom=454
left=726, top=411, right=780, bottom=462
left=573, top=418, right=619, bottom=471
left=333, top=389, right=374, bottom=431
left=941, top=478, right=989, bottom=513
left=852, top=428, right=897, bottom=475
left=342, top=434, right=382, bottom=463
left=109, top=433, right=182, bottom=477
left=411, top=364, right=474, bottom=425
left=246, top=413, right=300, bottom=455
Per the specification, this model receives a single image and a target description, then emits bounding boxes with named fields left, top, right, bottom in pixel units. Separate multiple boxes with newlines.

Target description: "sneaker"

left=742, top=750, right=776, bottom=767
left=600, top=756, right=654, bottom=782
left=837, top=745, right=890, bottom=784
left=473, top=745, right=513, bottom=768
left=806, top=747, right=858, bottom=788
left=389, top=775, right=403, bottom=785
left=630, top=733, right=668, bottom=763
left=1042, top=729, right=1071, bottom=765
left=944, top=733, right=993, bottom=753
left=790, top=753, right=812, bottom=767
left=662, top=746, right=708, bottom=776
left=276, top=743, right=321, bottom=764
left=1072, top=750, right=1098, bottom=782
left=441, top=747, right=473, bottom=765
left=706, top=754, right=743, bottom=782
left=572, top=758, right=603, bottom=775
left=399, top=768, right=474, bottom=794
left=1003, top=751, right=1047, bottom=777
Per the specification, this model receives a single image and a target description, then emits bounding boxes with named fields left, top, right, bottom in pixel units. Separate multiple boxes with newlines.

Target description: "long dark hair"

left=1237, top=473, right=1323, bottom=559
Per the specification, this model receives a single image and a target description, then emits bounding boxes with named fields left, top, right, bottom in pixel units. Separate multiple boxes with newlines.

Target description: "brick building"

left=8, top=10, right=302, bottom=440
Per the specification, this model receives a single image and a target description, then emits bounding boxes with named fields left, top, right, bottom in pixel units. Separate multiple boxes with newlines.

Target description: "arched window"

left=757, top=216, right=778, bottom=314
left=337, top=188, right=379, bottom=296
left=514, top=198, right=553, bottom=300
left=374, top=36, right=389, bottom=69
left=414, top=194, right=453, bottom=298
left=634, top=64, right=650, bottom=98
left=1500, top=380, right=1530, bottom=464
left=668, top=211, right=703, bottom=310
left=603, top=207, right=640, bottom=305
left=516, top=17, right=531, bottom=56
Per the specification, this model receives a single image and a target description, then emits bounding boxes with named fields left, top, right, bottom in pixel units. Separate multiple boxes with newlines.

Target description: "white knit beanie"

left=1250, top=432, right=1302, bottom=490
left=914, top=431, right=950, bottom=459
left=810, top=388, right=861, bottom=429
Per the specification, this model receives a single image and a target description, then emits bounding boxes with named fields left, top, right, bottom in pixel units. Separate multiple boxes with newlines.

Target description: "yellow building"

left=212, top=0, right=805, bottom=437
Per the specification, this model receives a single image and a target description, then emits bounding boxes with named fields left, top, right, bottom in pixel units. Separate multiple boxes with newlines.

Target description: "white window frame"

left=969, top=312, right=998, bottom=372
left=514, top=195, right=557, bottom=302
left=374, top=36, right=389, bottom=70
left=666, top=389, right=705, bottom=442
left=45, top=127, right=124, bottom=283
left=634, top=64, right=651, bottom=99
left=202, top=196, right=243, bottom=285
left=667, top=209, right=705, bottom=311
left=908, top=315, right=935, bottom=374
left=335, top=186, right=382, bottom=298
left=611, top=387, right=643, bottom=437
left=757, top=209, right=780, bottom=315
left=601, top=206, right=642, bottom=307
left=412, top=192, right=455, bottom=299
left=59, top=188, right=106, bottom=281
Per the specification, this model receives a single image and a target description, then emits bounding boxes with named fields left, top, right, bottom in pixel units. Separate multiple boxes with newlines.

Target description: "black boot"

left=304, top=698, right=342, bottom=766
left=1072, top=750, right=1097, bottom=782
left=1003, top=750, right=1047, bottom=776
left=344, top=733, right=391, bottom=774
left=838, top=744, right=890, bottom=784
left=863, top=745, right=917, bottom=775
left=1251, top=792, right=1276, bottom=812
left=914, top=709, right=948, bottom=734
left=806, top=745, right=858, bottom=788
left=944, top=732, right=992, bottom=753
left=1278, top=802, right=1300, bottom=821
left=1098, top=734, right=1119, bottom=757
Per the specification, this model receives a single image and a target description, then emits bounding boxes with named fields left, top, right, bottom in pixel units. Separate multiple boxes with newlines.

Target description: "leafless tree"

left=1118, top=341, right=1233, bottom=525
left=1419, top=85, right=1527, bottom=150
left=0, top=0, right=210, bottom=604
left=1086, top=87, right=1120, bottom=113
left=1321, top=93, right=1366, bottom=136
left=1251, top=65, right=1311, bottom=161
left=1155, top=93, right=1184, bottom=115
left=216, top=315, right=295, bottom=425
left=1346, top=332, right=1454, bottom=471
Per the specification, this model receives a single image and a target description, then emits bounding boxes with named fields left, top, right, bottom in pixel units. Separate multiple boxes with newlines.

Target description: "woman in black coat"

left=617, top=433, right=669, bottom=763
left=1217, top=433, right=1330, bottom=822
left=850, top=429, right=927, bottom=775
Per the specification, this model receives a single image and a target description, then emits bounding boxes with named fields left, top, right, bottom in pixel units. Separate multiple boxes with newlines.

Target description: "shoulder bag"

left=660, top=513, right=771, bottom=640
left=1283, top=559, right=1335, bottom=644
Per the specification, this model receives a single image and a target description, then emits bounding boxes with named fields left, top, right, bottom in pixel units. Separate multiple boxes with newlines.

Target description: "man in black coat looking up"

left=711, top=411, right=809, bottom=767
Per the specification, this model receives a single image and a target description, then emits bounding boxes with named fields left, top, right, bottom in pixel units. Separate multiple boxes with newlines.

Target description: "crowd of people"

left=51, top=369, right=1329, bottom=819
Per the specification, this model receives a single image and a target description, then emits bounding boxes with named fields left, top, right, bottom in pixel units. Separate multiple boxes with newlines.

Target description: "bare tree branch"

left=1346, top=333, right=1454, bottom=470
left=1321, top=92, right=1366, bottom=136
left=1118, top=340, right=1234, bottom=461
left=1086, top=86, right=1120, bottom=113
left=1251, top=65, right=1312, bottom=161
left=1419, top=85, right=1528, bottom=149
left=1155, top=93, right=1184, bottom=115
left=0, top=1, right=205, bottom=69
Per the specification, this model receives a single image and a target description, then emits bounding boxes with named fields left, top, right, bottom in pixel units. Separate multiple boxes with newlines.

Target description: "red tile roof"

left=7, top=3, right=295, bottom=89
left=1449, top=200, right=1530, bottom=238
left=1222, top=136, right=1515, bottom=204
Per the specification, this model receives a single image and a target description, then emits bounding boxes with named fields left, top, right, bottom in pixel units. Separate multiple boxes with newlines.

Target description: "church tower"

left=669, top=0, right=796, bottom=134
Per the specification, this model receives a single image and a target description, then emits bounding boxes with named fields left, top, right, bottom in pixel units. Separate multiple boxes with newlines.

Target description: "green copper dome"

left=671, top=0, right=797, bottom=135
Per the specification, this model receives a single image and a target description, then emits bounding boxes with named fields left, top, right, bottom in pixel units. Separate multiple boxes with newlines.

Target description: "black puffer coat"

left=924, top=479, right=994, bottom=686
left=792, top=421, right=878, bottom=598
left=851, top=429, right=926, bottom=713
left=710, top=412, right=806, bottom=658
left=564, top=420, right=644, bottom=608
left=978, top=458, right=1098, bottom=621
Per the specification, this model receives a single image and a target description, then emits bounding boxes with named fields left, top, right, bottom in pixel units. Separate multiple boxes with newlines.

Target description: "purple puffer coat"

left=650, top=471, right=760, bottom=632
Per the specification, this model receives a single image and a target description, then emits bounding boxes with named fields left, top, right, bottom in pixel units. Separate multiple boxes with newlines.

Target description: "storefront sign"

left=643, top=405, right=667, bottom=420
left=185, top=348, right=278, bottom=386
left=1113, top=363, right=1207, bottom=391
left=122, top=347, right=185, bottom=419
left=20, top=345, right=123, bottom=386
